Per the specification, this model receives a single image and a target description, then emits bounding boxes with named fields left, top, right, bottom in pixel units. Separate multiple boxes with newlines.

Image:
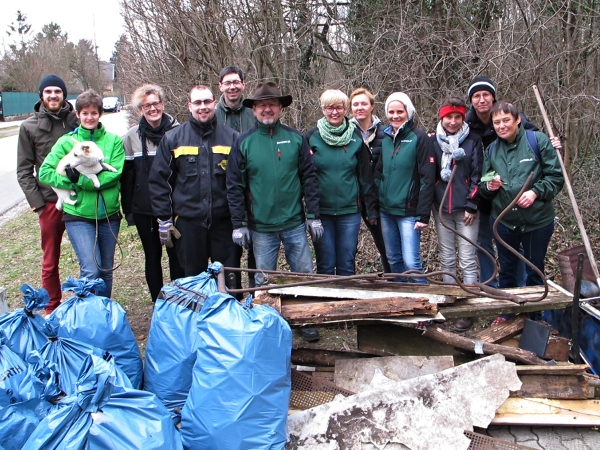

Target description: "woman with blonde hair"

left=305, top=89, right=377, bottom=275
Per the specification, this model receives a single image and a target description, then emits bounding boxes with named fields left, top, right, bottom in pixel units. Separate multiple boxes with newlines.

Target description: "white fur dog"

left=53, top=138, right=118, bottom=210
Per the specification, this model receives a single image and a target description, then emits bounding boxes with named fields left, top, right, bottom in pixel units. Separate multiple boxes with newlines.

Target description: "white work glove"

left=232, top=227, right=251, bottom=248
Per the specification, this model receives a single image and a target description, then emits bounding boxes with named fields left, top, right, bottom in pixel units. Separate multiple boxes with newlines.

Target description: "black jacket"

left=431, top=132, right=484, bottom=214
left=149, top=115, right=238, bottom=227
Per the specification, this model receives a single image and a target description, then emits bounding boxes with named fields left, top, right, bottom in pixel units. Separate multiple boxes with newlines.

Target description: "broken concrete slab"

left=334, top=355, right=454, bottom=392
left=287, top=354, right=521, bottom=450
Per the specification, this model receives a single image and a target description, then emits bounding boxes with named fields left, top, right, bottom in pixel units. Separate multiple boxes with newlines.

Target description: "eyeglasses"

left=323, top=105, right=346, bottom=113
left=221, top=80, right=243, bottom=87
left=190, top=99, right=215, bottom=106
left=141, top=101, right=163, bottom=111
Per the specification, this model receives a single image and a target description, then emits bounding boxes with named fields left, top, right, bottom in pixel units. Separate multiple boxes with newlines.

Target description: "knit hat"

left=467, top=76, right=496, bottom=100
left=39, top=74, right=67, bottom=98
left=384, top=92, right=415, bottom=120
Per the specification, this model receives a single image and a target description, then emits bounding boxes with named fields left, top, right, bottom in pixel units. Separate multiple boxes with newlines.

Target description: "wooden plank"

left=439, top=288, right=573, bottom=319
left=268, top=285, right=451, bottom=304
left=543, top=335, right=571, bottom=361
left=281, top=297, right=438, bottom=325
left=512, top=374, right=594, bottom=399
left=493, top=398, right=600, bottom=426
left=472, top=315, right=527, bottom=343
left=516, top=364, right=589, bottom=375
left=422, top=326, right=547, bottom=365
left=252, top=294, right=281, bottom=313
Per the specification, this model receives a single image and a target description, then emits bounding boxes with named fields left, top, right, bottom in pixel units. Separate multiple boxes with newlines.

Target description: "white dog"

left=52, top=138, right=118, bottom=210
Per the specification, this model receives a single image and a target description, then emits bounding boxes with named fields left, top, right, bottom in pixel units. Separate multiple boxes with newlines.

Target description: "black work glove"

left=125, top=213, right=135, bottom=227
left=65, top=165, right=80, bottom=183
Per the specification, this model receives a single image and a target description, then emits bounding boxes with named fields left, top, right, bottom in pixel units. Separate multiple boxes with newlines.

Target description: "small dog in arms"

left=52, top=138, right=118, bottom=210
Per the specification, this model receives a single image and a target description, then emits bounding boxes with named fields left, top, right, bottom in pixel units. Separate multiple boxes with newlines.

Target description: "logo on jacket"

left=429, top=156, right=435, bottom=163
left=520, top=158, right=534, bottom=163
left=277, top=140, right=291, bottom=145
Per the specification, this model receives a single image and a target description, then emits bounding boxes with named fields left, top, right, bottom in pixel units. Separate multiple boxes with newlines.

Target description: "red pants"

left=38, top=203, right=65, bottom=313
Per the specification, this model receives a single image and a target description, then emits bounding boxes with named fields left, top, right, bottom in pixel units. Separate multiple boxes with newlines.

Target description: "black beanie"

left=467, top=76, right=496, bottom=100
left=39, top=74, right=67, bottom=98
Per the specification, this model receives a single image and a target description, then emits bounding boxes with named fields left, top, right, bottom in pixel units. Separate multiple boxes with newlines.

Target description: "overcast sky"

left=1, top=0, right=125, bottom=61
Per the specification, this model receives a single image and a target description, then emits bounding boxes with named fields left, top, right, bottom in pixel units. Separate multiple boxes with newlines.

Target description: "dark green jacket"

left=227, top=121, right=320, bottom=232
left=39, top=124, right=124, bottom=220
left=215, top=96, right=256, bottom=133
left=480, top=126, right=564, bottom=232
left=306, top=126, right=377, bottom=219
left=374, top=120, right=436, bottom=222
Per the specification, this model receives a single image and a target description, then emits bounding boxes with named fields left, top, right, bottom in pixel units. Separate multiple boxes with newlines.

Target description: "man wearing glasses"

left=227, top=83, right=322, bottom=338
left=215, top=66, right=256, bottom=133
left=149, top=85, right=242, bottom=287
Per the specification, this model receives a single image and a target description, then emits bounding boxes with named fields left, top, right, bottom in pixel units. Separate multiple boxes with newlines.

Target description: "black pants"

left=174, top=215, right=242, bottom=288
left=134, top=213, right=185, bottom=301
left=361, top=207, right=391, bottom=273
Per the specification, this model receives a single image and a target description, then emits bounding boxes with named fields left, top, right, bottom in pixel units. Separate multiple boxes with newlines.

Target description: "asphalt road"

left=0, top=111, right=129, bottom=215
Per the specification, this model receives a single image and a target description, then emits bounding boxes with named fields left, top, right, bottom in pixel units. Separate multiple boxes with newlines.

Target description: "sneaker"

left=454, top=317, right=473, bottom=331
left=300, top=328, right=320, bottom=342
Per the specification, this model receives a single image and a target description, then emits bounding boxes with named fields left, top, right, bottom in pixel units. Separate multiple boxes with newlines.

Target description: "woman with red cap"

left=431, top=97, right=483, bottom=329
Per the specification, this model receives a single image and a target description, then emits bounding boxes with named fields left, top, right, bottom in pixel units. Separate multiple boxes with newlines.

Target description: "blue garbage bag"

left=180, top=294, right=292, bottom=450
left=144, top=262, right=222, bottom=411
left=0, top=284, right=52, bottom=360
left=0, top=331, right=35, bottom=408
left=0, top=341, right=60, bottom=450
left=23, top=354, right=183, bottom=450
left=47, top=277, right=143, bottom=389
left=39, top=323, right=132, bottom=395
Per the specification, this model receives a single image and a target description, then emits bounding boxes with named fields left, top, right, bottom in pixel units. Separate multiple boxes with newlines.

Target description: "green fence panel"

left=1, top=92, right=77, bottom=117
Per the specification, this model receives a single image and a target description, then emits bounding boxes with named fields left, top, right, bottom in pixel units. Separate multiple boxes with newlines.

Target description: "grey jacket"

left=215, top=95, right=256, bottom=133
left=16, top=100, right=79, bottom=210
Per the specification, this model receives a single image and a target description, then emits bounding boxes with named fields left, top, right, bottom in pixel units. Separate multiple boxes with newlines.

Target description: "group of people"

left=17, top=70, right=564, bottom=336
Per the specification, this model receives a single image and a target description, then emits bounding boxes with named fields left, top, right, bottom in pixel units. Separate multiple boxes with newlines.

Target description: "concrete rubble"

left=287, top=354, right=522, bottom=450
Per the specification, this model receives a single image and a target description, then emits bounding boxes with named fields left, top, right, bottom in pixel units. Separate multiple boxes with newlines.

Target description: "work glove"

left=232, top=227, right=251, bottom=249
left=125, top=213, right=135, bottom=227
left=306, top=219, right=324, bottom=243
left=157, top=218, right=181, bottom=248
left=65, top=165, right=80, bottom=183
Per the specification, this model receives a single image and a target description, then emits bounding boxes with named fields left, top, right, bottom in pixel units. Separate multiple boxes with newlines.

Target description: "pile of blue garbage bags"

left=0, top=262, right=292, bottom=449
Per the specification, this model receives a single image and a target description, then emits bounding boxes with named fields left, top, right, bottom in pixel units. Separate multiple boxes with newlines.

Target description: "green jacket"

left=227, top=121, right=320, bottom=232
left=480, top=126, right=564, bottom=232
left=39, top=124, right=125, bottom=220
left=215, top=95, right=256, bottom=133
left=306, top=126, right=377, bottom=219
left=374, top=121, right=436, bottom=222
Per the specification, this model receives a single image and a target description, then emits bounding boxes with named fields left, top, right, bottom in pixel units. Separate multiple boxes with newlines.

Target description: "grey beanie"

left=385, top=92, right=415, bottom=120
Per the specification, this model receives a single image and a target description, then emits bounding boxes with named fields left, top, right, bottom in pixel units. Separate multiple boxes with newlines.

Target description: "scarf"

left=317, top=117, right=355, bottom=147
left=436, top=121, right=469, bottom=182
left=138, top=114, right=177, bottom=169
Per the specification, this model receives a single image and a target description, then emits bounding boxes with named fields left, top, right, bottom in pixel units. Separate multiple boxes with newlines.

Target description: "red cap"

left=439, top=105, right=466, bottom=120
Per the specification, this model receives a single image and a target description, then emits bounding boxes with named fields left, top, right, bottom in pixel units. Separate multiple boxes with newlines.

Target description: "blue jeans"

left=494, top=219, right=554, bottom=288
left=250, top=223, right=313, bottom=286
left=65, top=219, right=120, bottom=297
left=380, top=212, right=426, bottom=283
left=478, top=211, right=527, bottom=287
left=315, top=213, right=361, bottom=276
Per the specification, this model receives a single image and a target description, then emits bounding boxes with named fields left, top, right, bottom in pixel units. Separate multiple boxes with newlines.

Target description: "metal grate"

left=465, top=430, right=537, bottom=450
left=290, top=368, right=355, bottom=410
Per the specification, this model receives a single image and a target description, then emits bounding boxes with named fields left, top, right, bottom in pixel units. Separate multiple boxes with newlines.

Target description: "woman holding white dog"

left=39, top=89, right=124, bottom=298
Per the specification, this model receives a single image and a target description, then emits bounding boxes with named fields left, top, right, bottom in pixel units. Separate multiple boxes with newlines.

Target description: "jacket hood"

left=218, top=95, right=246, bottom=112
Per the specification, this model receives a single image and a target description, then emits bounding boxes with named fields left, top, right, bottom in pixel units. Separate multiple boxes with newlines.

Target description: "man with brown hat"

left=226, top=82, right=322, bottom=340
left=17, top=74, right=78, bottom=314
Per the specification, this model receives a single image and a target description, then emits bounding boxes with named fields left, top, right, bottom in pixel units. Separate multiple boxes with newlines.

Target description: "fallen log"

left=422, top=326, right=547, bottom=365
left=280, top=296, right=437, bottom=325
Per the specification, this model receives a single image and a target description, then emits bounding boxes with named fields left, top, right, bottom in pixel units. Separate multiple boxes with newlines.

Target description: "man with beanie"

left=148, top=85, right=242, bottom=287
left=17, top=74, right=78, bottom=314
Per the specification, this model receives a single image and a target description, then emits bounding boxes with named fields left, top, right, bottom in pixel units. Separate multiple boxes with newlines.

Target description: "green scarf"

left=317, top=117, right=355, bottom=147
